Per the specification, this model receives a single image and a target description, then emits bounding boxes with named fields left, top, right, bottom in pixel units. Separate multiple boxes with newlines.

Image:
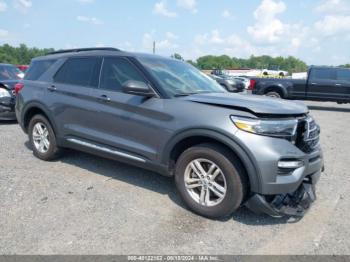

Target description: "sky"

left=0, top=0, right=349, bottom=65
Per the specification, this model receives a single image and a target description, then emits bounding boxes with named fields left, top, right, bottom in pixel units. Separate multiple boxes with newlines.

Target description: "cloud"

left=0, top=29, right=9, bottom=38
left=315, top=0, right=350, bottom=15
left=313, top=0, right=350, bottom=38
left=314, top=15, right=350, bottom=37
left=142, top=31, right=178, bottom=52
left=0, top=1, right=7, bottom=12
left=13, top=0, right=32, bottom=13
left=221, top=10, right=232, bottom=19
left=76, top=15, right=103, bottom=25
left=247, top=0, right=286, bottom=44
left=153, top=1, right=177, bottom=18
left=177, top=0, right=197, bottom=13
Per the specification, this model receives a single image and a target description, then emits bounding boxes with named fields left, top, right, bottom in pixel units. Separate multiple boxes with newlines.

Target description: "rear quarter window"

left=25, top=60, right=57, bottom=81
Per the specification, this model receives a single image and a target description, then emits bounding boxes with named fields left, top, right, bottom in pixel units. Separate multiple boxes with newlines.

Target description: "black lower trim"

left=245, top=180, right=317, bottom=218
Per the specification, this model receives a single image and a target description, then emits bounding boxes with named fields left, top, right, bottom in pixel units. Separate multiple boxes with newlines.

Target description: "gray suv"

left=16, top=48, right=324, bottom=219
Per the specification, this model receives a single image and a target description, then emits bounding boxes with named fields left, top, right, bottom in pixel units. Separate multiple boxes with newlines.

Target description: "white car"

left=262, top=69, right=288, bottom=77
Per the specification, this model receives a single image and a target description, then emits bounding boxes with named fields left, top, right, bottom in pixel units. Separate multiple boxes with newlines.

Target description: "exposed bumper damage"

left=245, top=174, right=319, bottom=218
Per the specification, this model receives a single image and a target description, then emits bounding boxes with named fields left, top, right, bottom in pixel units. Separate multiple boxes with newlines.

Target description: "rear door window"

left=54, top=57, right=101, bottom=87
left=99, top=57, right=148, bottom=92
left=25, top=60, right=57, bottom=81
left=336, top=69, right=350, bottom=82
left=309, top=68, right=336, bottom=81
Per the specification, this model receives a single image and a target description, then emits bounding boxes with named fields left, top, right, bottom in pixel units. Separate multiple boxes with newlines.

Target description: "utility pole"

left=153, top=41, right=156, bottom=54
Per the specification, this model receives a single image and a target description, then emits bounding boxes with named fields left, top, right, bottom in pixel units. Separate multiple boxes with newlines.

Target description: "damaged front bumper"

left=245, top=170, right=321, bottom=218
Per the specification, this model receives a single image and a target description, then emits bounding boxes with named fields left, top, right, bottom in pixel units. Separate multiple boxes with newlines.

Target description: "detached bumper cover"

left=245, top=171, right=320, bottom=218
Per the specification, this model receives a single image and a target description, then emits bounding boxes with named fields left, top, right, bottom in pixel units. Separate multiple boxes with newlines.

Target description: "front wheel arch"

left=161, top=129, right=261, bottom=193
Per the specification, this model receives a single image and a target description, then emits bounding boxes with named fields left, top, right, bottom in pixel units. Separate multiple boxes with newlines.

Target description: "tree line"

left=0, top=44, right=349, bottom=73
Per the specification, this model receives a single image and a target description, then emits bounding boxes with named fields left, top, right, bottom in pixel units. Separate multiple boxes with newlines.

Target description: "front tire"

left=175, top=143, right=247, bottom=219
left=28, top=114, right=62, bottom=161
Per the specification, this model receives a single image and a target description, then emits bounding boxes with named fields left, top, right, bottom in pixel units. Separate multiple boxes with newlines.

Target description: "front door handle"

left=335, top=83, right=342, bottom=86
left=99, top=95, right=111, bottom=102
left=47, top=85, right=57, bottom=92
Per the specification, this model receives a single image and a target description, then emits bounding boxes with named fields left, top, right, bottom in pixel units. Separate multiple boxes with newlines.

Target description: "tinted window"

left=309, top=68, right=335, bottom=80
left=337, top=69, right=350, bottom=82
left=54, top=57, right=101, bottom=87
left=0, top=65, right=22, bottom=80
left=25, top=60, right=56, bottom=81
left=100, top=57, right=147, bottom=91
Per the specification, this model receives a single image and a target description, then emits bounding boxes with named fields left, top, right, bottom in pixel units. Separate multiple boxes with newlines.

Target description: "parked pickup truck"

left=250, top=66, right=350, bottom=103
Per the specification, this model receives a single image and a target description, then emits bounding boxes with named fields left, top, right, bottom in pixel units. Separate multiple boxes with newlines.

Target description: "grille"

left=295, top=116, right=320, bottom=153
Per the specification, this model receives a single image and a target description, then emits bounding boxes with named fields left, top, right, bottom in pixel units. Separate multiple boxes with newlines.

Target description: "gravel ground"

left=0, top=101, right=349, bottom=255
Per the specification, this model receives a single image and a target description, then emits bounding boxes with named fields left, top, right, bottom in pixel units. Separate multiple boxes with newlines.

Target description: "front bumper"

left=245, top=172, right=319, bottom=218
left=0, top=104, right=16, bottom=120
left=234, top=129, right=324, bottom=218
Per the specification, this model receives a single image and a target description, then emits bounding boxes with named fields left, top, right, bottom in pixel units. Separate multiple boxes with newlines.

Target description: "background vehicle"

left=0, top=64, right=21, bottom=120
left=209, top=74, right=245, bottom=93
left=262, top=66, right=288, bottom=77
left=232, top=76, right=250, bottom=90
left=250, top=66, right=350, bottom=103
left=17, top=65, right=29, bottom=74
left=16, top=48, right=323, bottom=219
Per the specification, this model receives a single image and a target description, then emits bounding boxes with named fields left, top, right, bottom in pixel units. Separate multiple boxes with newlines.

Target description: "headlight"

left=231, top=116, right=298, bottom=137
left=0, top=88, right=11, bottom=98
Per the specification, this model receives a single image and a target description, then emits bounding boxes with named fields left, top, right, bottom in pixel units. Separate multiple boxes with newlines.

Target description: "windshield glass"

left=0, top=65, right=21, bottom=81
left=138, top=57, right=226, bottom=97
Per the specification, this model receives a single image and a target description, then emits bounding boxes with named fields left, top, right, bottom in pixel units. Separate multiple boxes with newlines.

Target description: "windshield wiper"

left=174, top=90, right=213, bottom=97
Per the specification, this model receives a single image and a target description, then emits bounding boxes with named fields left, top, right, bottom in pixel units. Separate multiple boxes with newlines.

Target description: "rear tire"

left=175, top=143, right=247, bottom=219
left=28, top=114, right=62, bottom=161
left=265, top=91, right=282, bottom=98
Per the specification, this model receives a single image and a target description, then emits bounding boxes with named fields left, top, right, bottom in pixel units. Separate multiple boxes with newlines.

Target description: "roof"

left=33, top=47, right=170, bottom=61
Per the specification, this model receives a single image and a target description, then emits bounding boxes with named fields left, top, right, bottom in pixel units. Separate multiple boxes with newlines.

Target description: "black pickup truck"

left=250, top=66, right=350, bottom=103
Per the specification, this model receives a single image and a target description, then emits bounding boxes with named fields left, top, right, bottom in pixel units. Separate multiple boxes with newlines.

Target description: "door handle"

left=47, top=85, right=57, bottom=92
left=99, top=95, right=111, bottom=102
left=311, top=83, right=317, bottom=85
left=335, top=83, right=342, bottom=86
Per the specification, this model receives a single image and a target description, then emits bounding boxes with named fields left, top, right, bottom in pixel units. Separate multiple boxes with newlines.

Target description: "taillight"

left=249, top=79, right=256, bottom=90
left=15, top=83, right=24, bottom=95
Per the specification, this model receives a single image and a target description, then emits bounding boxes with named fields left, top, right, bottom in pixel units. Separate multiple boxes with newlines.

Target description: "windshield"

left=0, top=65, right=21, bottom=81
left=138, top=57, right=226, bottom=97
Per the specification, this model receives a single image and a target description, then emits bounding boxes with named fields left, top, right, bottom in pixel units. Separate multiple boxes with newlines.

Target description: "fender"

left=161, top=128, right=262, bottom=192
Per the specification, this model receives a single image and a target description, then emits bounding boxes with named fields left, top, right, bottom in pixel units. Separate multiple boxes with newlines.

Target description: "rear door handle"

left=99, top=95, right=111, bottom=102
left=47, top=85, right=57, bottom=92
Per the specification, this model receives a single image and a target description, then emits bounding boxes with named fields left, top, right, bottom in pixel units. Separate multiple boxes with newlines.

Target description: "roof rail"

left=48, top=47, right=121, bottom=55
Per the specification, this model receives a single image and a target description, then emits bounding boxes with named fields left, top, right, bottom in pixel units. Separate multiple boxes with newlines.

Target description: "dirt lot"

left=0, top=101, right=349, bottom=255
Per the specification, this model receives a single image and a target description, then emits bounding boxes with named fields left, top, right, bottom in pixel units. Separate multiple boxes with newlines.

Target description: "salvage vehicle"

left=250, top=66, right=350, bottom=103
left=16, top=48, right=324, bottom=219
left=210, top=74, right=245, bottom=93
left=0, top=64, right=22, bottom=120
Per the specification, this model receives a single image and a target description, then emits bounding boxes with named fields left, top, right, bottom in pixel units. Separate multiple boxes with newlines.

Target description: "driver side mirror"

left=122, top=80, right=155, bottom=97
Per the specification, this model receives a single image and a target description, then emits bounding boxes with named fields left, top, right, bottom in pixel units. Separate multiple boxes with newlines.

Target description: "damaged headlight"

left=231, top=116, right=298, bottom=138
left=0, top=88, right=11, bottom=98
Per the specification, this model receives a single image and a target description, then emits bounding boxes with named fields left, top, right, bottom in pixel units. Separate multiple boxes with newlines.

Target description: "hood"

left=0, top=80, right=19, bottom=90
left=183, top=93, right=308, bottom=116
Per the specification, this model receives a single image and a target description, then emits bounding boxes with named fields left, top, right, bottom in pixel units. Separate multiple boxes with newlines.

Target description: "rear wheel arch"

left=22, top=104, right=57, bottom=135
left=162, top=129, right=261, bottom=193
left=264, top=86, right=286, bottom=98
